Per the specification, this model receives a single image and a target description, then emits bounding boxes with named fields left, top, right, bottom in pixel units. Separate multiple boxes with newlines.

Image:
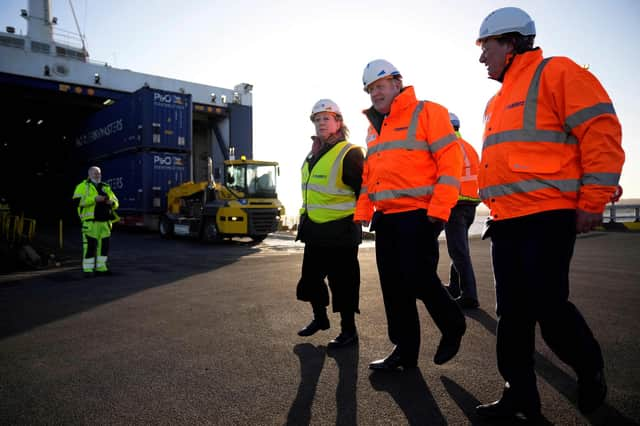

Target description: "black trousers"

left=296, top=244, right=360, bottom=314
left=490, top=210, right=604, bottom=406
left=374, top=209, right=465, bottom=363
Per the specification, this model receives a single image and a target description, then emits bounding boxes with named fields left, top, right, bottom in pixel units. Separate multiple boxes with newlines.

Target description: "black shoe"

left=455, top=296, right=479, bottom=309
left=476, top=398, right=542, bottom=421
left=328, top=330, right=358, bottom=348
left=578, top=369, right=607, bottom=414
left=83, top=271, right=95, bottom=278
left=369, top=347, right=417, bottom=371
left=434, top=329, right=465, bottom=365
left=95, top=270, right=112, bottom=276
left=297, top=318, right=330, bottom=337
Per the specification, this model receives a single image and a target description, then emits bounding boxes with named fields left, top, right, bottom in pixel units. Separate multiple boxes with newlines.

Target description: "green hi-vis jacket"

left=72, top=179, right=120, bottom=224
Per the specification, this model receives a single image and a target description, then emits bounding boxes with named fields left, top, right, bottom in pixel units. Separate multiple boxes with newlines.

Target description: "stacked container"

left=74, top=86, right=193, bottom=227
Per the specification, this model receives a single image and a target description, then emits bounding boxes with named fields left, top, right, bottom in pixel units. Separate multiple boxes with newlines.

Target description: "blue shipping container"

left=74, top=86, right=192, bottom=159
left=96, top=151, right=190, bottom=216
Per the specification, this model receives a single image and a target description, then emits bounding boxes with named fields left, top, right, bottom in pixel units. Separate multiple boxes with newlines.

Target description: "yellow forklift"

left=159, top=157, right=284, bottom=242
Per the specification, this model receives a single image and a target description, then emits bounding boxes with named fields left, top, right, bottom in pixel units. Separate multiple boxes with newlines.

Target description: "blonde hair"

left=335, top=115, right=350, bottom=139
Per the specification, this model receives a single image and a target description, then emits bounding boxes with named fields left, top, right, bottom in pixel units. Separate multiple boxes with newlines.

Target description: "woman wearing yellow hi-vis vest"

left=296, top=99, right=364, bottom=348
left=72, top=166, right=119, bottom=277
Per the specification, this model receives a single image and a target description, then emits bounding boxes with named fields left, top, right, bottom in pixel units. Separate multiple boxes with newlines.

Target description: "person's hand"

left=95, top=195, right=105, bottom=203
left=610, top=185, right=623, bottom=203
left=576, top=209, right=602, bottom=234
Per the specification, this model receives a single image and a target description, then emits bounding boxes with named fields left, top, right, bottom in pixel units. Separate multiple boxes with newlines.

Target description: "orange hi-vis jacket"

left=354, top=86, right=462, bottom=222
left=455, top=132, right=481, bottom=203
left=479, top=49, right=624, bottom=221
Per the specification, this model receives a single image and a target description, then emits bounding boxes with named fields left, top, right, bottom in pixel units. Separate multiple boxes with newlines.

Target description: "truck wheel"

left=250, top=234, right=268, bottom=243
left=159, top=216, right=174, bottom=239
left=202, top=218, right=220, bottom=242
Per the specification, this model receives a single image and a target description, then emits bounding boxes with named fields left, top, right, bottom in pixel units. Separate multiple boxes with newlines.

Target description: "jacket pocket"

left=508, top=151, right=562, bottom=174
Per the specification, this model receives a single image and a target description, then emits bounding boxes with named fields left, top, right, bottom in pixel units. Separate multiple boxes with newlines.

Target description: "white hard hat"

left=449, top=112, right=460, bottom=128
left=362, top=59, right=402, bottom=92
left=310, top=99, right=341, bottom=121
left=477, top=7, right=535, bottom=45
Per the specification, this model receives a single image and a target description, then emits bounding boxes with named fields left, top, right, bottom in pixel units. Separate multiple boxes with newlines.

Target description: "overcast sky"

left=2, top=0, right=638, bottom=214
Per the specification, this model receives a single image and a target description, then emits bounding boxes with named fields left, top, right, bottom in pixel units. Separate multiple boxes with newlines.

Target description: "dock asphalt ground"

left=1, top=228, right=639, bottom=425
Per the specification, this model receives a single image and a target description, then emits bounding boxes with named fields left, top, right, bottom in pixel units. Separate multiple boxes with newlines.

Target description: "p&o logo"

left=153, top=92, right=184, bottom=105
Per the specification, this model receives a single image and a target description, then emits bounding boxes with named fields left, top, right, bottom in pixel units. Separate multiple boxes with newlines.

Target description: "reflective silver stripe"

left=366, top=102, right=428, bottom=157
left=305, top=183, right=354, bottom=195
left=479, top=178, right=580, bottom=199
left=327, top=143, right=355, bottom=193
left=457, top=139, right=479, bottom=191
left=96, top=256, right=108, bottom=269
left=437, top=175, right=460, bottom=189
left=456, top=139, right=477, bottom=184
left=523, top=57, right=552, bottom=129
left=369, top=185, right=434, bottom=202
left=457, top=140, right=471, bottom=170
left=483, top=129, right=571, bottom=148
left=367, top=139, right=430, bottom=155
left=406, top=101, right=424, bottom=143
left=582, top=172, right=620, bottom=186
left=564, top=103, right=616, bottom=132
left=306, top=201, right=356, bottom=211
left=430, top=133, right=457, bottom=153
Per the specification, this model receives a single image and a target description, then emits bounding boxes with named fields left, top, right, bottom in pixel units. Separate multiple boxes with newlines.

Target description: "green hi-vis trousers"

left=82, top=220, right=112, bottom=273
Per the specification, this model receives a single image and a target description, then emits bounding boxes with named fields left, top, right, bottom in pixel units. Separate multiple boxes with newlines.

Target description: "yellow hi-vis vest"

left=300, top=141, right=358, bottom=224
left=72, top=180, right=120, bottom=223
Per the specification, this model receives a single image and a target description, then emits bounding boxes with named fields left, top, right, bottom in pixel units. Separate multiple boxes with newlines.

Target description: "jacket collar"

left=389, top=86, right=418, bottom=114
left=503, top=48, right=543, bottom=85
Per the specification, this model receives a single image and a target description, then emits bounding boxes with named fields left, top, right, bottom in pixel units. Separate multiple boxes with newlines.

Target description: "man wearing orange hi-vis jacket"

left=474, top=7, right=625, bottom=420
left=355, top=59, right=466, bottom=372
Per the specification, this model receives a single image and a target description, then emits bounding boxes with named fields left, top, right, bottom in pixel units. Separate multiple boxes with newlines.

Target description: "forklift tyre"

left=250, top=234, right=268, bottom=243
left=159, top=216, right=174, bottom=239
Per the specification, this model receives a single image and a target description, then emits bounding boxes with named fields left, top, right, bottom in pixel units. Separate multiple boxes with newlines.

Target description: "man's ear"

left=393, top=78, right=403, bottom=92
